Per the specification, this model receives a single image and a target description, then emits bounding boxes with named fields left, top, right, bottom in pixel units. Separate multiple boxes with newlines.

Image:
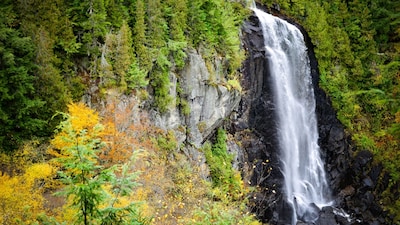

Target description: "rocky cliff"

left=151, top=49, right=241, bottom=149
left=99, top=48, right=242, bottom=179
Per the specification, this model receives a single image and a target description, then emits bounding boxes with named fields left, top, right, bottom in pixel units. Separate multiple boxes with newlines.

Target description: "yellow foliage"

left=99, top=98, right=157, bottom=165
left=0, top=163, right=55, bottom=224
left=49, top=102, right=104, bottom=162
left=132, top=188, right=153, bottom=219
left=48, top=101, right=144, bottom=167
left=25, top=163, right=54, bottom=181
left=56, top=196, right=78, bottom=224
left=67, top=102, right=100, bottom=134
left=43, top=99, right=259, bottom=225
left=0, top=140, right=46, bottom=176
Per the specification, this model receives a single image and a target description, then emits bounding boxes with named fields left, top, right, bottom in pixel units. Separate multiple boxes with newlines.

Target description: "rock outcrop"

left=151, top=49, right=241, bottom=149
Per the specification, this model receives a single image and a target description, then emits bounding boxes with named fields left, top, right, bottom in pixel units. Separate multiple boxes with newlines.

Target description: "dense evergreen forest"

left=0, top=0, right=399, bottom=224
left=0, top=0, right=247, bottom=152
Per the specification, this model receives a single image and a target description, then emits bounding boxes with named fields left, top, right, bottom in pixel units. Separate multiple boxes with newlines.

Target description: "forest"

left=0, top=0, right=399, bottom=224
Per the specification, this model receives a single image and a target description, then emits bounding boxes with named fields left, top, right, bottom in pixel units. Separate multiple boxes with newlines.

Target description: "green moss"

left=227, top=78, right=242, bottom=93
left=180, top=99, right=191, bottom=116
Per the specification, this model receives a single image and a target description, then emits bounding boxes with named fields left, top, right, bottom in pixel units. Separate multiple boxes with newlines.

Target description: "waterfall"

left=252, top=7, right=332, bottom=224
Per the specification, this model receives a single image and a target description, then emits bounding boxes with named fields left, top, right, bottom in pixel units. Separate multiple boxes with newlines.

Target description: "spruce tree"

left=164, top=0, right=188, bottom=69
left=133, top=0, right=152, bottom=73
left=13, top=0, right=73, bottom=134
left=113, top=21, right=133, bottom=91
left=0, top=4, right=46, bottom=151
left=145, top=0, right=172, bottom=112
left=105, top=0, right=128, bottom=29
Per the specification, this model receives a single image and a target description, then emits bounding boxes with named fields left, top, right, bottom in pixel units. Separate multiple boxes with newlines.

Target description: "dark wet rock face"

left=231, top=6, right=390, bottom=225
left=233, top=12, right=286, bottom=223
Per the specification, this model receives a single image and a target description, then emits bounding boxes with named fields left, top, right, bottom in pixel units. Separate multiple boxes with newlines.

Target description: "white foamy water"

left=252, top=7, right=332, bottom=224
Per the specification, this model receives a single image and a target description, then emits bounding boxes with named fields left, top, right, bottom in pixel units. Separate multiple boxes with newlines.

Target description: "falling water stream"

left=251, top=6, right=332, bottom=224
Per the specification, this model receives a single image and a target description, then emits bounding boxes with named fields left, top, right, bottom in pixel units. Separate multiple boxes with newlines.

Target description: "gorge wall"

left=230, top=5, right=391, bottom=225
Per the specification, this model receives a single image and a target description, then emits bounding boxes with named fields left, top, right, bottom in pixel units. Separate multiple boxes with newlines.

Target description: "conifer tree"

left=68, top=0, right=109, bottom=76
left=145, top=0, right=168, bottom=53
left=12, top=0, right=74, bottom=137
left=113, top=21, right=133, bottom=91
left=0, top=4, right=46, bottom=151
left=126, top=61, right=149, bottom=90
left=132, top=0, right=152, bottom=73
left=33, top=28, right=71, bottom=131
left=371, top=0, right=400, bottom=52
left=187, top=0, right=208, bottom=47
left=145, top=0, right=173, bottom=112
left=345, top=0, right=376, bottom=83
left=164, top=0, right=188, bottom=69
left=83, top=0, right=109, bottom=57
left=105, top=0, right=128, bottom=29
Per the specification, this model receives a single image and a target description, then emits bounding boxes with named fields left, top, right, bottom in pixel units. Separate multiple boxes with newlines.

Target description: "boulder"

left=315, top=206, right=337, bottom=225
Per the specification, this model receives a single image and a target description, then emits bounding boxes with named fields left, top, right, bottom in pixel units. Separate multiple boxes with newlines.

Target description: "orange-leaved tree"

left=99, top=97, right=156, bottom=166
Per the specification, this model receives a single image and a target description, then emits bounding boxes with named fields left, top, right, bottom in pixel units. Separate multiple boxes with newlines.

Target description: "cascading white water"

left=252, top=7, right=332, bottom=224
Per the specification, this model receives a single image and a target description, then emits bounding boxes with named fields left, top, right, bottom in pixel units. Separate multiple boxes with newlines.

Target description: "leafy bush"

left=154, top=130, right=178, bottom=156
left=0, top=163, right=54, bottom=224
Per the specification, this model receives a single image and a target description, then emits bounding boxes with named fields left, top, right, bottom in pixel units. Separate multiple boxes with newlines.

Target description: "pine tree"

left=67, top=0, right=109, bottom=77
left=371, top=0, right=400, bottom=52
left=83, top=0, right=109, bottom=57
left=126, top=61, right=149, bottom=90
left=187, top=0, right=208, bottom=47
left=105, top=0, right=128, bottom=29
left=164, top=0, right=188, bottom=69
left=145, top=0, right=172, bottom=112
left=204, top=128, right=243, bottom=201
left=345, top=0, right=376, bottom=83
left=0, top=4, right=46, bottom=151
left=132, top=0, right=152, bottom=73
left=145, top=0, right=168, bottom=52
left=33, top=28, right=71, bottom=131
left=14, top=0, right=77, bottom=123
left=113, top=21, right=134, bottom=91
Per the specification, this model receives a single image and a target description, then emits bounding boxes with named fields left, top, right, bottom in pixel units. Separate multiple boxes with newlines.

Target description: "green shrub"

left=155, top=130, right=178, bottom=155
left=204, top=129, right=244, bottom=201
